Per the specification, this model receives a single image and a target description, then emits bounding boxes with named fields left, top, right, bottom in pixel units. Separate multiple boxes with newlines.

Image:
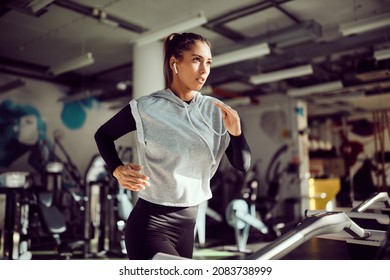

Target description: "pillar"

left=132, top=41, right=165, bottom=99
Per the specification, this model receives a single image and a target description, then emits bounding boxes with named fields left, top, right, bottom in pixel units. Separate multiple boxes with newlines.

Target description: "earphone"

left=173, top=63, right=178, bottom=74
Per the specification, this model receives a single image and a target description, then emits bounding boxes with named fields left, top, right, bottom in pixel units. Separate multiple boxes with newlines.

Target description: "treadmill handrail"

left=247, top=212, right=370, bottom=260
left=306, top=209, right=390, bottom=225
left=351, top=192, right=390, bottom=213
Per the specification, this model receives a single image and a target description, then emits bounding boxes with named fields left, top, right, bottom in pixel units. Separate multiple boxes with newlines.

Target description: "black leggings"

left=124, top=198, right=198, bottom=260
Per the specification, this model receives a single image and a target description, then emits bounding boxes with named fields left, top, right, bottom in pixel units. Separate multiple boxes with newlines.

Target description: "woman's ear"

left=170, top=57, right=178, bottom=74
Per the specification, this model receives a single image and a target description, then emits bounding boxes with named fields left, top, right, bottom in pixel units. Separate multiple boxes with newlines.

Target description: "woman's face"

left=174, top=41, right=212, bottom=92
left=17, top=114, right=38, bottom=145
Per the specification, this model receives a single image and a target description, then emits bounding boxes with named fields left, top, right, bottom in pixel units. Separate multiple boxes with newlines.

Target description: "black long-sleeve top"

left=94, top=105, right=251, bottom=175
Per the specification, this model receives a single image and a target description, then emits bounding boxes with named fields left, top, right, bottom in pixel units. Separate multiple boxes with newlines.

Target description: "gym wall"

left=0, top=74, right=135, bottom=230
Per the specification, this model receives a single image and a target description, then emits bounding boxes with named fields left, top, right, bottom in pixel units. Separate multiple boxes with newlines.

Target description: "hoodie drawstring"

left=194, top=103, right=227, bottom=136
left=184, top=103, right=222, bottom=165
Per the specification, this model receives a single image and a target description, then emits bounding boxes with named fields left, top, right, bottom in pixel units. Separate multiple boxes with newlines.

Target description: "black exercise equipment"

left=253, top=146, right=301, bottom=238
left=27, top=163, right=85, bottom=259
left=376, top=223, right=390, bottom=259
left=0, top=172, right=32, bottom=260
left=86, top=148, right=133, bottom=257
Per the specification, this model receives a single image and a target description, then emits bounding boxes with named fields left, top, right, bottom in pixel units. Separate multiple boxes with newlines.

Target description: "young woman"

left=94, top=32, right=251, bottom=260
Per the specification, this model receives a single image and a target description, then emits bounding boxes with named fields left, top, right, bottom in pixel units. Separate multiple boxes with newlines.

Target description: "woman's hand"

left=214, top=101, right=241, bottom=136
left=113, top=163, right=150, bottom=191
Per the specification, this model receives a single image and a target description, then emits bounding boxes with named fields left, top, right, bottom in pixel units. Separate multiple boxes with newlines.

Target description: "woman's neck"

left=169, top=83, right=195, bottom=102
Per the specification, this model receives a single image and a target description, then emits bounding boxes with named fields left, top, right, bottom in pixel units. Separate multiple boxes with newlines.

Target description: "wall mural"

left=0, top=97, right=96, bottom=174
left=0, top=99, right=50, bottom=172
left=61, top=98, right=95, bottom=130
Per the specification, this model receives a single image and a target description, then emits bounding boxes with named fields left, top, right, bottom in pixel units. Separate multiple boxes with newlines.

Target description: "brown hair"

left=163, top=32, right=211, bottom=88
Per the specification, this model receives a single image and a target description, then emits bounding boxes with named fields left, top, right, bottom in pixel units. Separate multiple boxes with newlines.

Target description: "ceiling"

left=1, top=0, right=390, bottom=119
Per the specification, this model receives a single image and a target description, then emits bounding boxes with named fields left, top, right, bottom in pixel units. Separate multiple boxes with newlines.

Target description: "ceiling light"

left=212, top=43, right=270, bottom=68
left=130, top=11, right=207, bottom=46
left=249, top=64, right=313, bottom=85
left=0, top=79, right=25, bottom=94
left=312, top=91, right=365, bottom=104
left=116, top=80, right=132, bottom=91
left=374, top=48, right=390, bottom=61
left=48, top=52, right=94, bottom=76
left=339, top=12, right=390, bottom=36
left=8, top=0, right=54, bottom=15
left=28, top=0, right=54, bottom=14
left=287, top=80, right=343, bottom=97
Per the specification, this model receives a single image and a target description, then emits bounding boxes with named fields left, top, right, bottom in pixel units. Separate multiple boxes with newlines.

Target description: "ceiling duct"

left=57, top=89, right=103, bottom=103
left=130, top=11, right=207, bottom=46
left=251, top=20, right=322, bottom=48
left=0, top=79, right=25, bottom=94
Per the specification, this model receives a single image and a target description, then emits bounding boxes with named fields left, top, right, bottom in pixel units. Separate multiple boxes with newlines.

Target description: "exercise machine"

left=247, top=212, right=372, bottom=260
left=351, top=191, right=390, bottom=213
left=0, top=172, right=32, bottom=260
left=153, top=210, right=387, bottom=260
left=28, top=162, right=85, bottom=259
left=224, top=176, right=269, bottom=252
left=225, top=199, right=268, bottom=252
left=306, top=191, right=390, bottom=231
left=86, top=149, right=133, bottom=257
left=304, top=191, right=390, bottom=259
left=194, top=200, right=223, bottom=248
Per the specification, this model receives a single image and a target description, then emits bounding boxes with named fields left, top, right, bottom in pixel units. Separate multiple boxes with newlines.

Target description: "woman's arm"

left=225, top=133, right=251, bottom=173
left=94, top=105, right=136, bottom=174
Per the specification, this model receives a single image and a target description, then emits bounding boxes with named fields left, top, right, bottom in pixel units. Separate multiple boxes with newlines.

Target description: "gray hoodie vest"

left=130, top=89, right=230, bottom=207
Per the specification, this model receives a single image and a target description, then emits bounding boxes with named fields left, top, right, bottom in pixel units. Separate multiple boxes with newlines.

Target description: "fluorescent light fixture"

left=287, top=80, right=343, bottom=97
left=249, top=64, right=313, bottom=85
left=130, top=11, right=207, bottom=46
left=339, top=12, right=390, bottom=36
left=312, top=91, right=365, bottom=104
left=212, top=43, right=270, bottom=68
left=0, top=79, right=25, bottom=94
left=374, top=48, right=390, bottom=61
left=49, top=52, right=94, bottom=76
left=28, top=0, right=54, bottom=14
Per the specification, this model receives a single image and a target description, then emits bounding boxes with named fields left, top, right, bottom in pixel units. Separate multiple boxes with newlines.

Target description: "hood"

left=146, top=88, right=227, bottom=165
left=150, top=88, right=201, bottom=107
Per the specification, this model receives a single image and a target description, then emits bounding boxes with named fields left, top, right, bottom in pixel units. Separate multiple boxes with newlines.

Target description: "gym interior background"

left=0, top=0, right=390, bottom=260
